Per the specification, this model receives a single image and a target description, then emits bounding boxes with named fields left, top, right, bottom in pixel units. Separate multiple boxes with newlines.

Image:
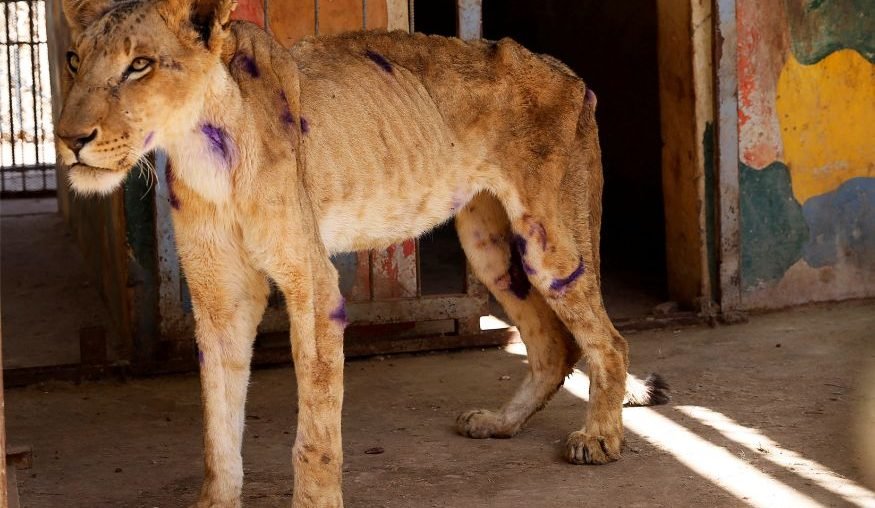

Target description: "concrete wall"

left=736, top=0, right=874, bottom=308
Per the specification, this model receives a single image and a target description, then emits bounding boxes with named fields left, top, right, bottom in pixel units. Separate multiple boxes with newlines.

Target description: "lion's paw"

left=564, top=430, right=621, bottom=465
left=456, top=409, right=515, bottom=439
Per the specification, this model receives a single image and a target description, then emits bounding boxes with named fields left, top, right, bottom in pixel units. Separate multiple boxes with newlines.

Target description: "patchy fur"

left=58, top=0, right=668, bottom=506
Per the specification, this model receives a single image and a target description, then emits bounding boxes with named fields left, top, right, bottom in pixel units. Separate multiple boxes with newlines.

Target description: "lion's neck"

left=164, top=64, right=252, bottom=206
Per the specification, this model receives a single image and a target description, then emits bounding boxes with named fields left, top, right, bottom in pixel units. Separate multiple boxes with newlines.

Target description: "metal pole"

left=5, top=2, right=17, bottom=169
left=714, top=0, right=741, bottom=312
left=456, top=0, right=482, bottom=40
left=27, top=0, right=40, bottom=191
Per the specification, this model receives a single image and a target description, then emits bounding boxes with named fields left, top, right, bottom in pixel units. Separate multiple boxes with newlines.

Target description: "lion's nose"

left=58, top=129, right=98, bottom=155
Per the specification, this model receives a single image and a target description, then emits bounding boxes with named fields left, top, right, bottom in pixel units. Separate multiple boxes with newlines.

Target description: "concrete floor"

left=5, top=300, right=875, bottom=507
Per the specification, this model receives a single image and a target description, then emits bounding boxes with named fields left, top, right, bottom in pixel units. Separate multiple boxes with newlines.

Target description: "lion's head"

left=57, top=0, right=237, bottom=195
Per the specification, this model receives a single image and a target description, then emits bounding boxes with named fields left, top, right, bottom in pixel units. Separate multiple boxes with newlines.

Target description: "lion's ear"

left=61, top=0, right=115, bottom=35
left=160, top=0, right=238, bottom=50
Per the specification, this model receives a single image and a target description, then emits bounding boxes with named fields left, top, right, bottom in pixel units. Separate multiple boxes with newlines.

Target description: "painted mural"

left=737, top=0, right=874, bottom=306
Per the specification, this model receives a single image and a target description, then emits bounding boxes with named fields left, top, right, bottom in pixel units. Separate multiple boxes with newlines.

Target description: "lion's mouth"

left=70, top=162, right=118, bottom=173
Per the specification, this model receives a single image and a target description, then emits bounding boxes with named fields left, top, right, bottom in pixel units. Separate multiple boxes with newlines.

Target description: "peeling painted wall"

left=737, top=0, right=874, bottom=307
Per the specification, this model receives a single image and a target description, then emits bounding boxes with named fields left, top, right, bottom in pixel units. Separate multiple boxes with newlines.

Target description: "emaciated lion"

left=56, top=0, right=669, bottom=505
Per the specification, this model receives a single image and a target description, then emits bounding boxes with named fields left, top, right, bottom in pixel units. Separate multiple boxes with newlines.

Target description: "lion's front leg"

left=271, top=251, right=345, bottom=508
left=174, top=205, right=269, bottom=508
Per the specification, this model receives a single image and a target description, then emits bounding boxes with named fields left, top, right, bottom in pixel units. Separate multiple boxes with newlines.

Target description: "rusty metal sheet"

left=269, top=0, right=316, bottom=47
left=371, top=239, right=417, bottom=299
left=231, top=0, right=265, bottom=26
left=258, top=293, right=485, bottom=333
left=364, top=0, right=388, bottom=29
left=348, top=293, right=482, bottom=324
left=317, top=0, right=363, bottom=35
left=253, top=328, right=516, bottom=365
left=352, top=251, right=372, bottom=301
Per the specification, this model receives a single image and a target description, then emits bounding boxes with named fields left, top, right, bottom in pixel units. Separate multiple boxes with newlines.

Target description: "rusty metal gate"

left=1, top=0, right=55, bottom=197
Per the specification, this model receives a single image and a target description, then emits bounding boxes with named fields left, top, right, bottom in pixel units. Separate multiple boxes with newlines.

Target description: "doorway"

left=483, top=1, right=668, bottom=319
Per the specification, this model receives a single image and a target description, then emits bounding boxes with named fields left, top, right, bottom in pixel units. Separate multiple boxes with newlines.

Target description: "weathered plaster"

left=737, top=0, right=789, bottom=169
left=776, top=49, right=875, bottom=204
left=739, top=162, right=808, bottom=290
left=784, top=0, right=874, bottom=64
left=737, top=0, right=875, bottom=307
left=803, top=177, right=875, bottom=271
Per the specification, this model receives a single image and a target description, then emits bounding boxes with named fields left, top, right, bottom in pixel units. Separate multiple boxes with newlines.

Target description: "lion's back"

left=288, top=30, right=587, bottom=146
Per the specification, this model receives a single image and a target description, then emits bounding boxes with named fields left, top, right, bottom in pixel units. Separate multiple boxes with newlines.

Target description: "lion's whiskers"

left=129, top=147, right=159, bottom=198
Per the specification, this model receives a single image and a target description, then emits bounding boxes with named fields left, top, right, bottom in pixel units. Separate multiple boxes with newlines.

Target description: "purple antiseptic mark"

left=451, top=197, right=464, bottom=213
left=365, top=50, right=393, bottom=73
left=450, top=191, right=469, bottom=213
left=201, top=124, right=234, bottom=166
left=165, top=161, right=180, bottom=210
left=279, top=91, right=295, bottom=126
left=530, top=222, right=547, bottom=250
left=197, top=349, right=204, bottom=366
left=585, top=88, right=597, bottom=107
left=513, top=234, right=527, bottom=256
left=550, top=257, right=586, bottom=293
left=508, top=235, right=532, bottom=299
left=329, top=298, right=348, bottom=327
left=300, top=116, right=310, bottom=134
left=143, top=131, right=155, bottom=149
left=233, top=52, right=260, bottom=78
left=512, top=234, right=536, bottom=275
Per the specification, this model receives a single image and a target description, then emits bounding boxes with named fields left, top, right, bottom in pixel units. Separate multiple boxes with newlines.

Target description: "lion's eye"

left=124, top=57, right=153, bottom=80
left=66, top=51, right=80, bottom=74
left=130, top=57, right=151, bottom=72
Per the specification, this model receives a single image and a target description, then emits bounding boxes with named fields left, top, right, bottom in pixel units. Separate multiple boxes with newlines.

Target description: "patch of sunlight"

left=563, top=369, right=822, bottom=508
left=480, top=314, right=512, bottom=331
left=678, top=405, right=875, bottom=507
left=502, top=338, right=870, bottom=505
left=503, top=341, right=528, bottom=356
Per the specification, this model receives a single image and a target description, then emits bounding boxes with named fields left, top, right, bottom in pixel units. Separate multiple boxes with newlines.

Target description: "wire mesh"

left=1, top=0, right=55, bottom=197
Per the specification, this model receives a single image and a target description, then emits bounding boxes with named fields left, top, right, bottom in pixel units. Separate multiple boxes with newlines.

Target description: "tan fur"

left=58, top=1, right=666, bottom=506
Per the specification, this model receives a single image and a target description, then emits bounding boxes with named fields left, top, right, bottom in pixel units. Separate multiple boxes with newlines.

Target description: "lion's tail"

left=623, top=373, right=671, bottom=407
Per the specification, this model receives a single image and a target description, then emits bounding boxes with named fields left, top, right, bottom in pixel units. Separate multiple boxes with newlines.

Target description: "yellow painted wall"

left=777, top=49, right=875, bottom=204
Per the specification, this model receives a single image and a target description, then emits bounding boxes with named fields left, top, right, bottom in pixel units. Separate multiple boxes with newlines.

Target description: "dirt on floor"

left=5, top=301, right=875, bottom=507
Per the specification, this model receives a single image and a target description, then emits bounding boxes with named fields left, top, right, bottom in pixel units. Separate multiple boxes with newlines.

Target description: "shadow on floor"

left=1, top=198, right=117, bottom=369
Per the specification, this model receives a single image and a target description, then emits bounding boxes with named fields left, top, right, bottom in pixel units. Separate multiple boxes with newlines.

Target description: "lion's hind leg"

left=505, top=175, right=631, bottom=465
left=454, top=192, right=581, bottom=439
